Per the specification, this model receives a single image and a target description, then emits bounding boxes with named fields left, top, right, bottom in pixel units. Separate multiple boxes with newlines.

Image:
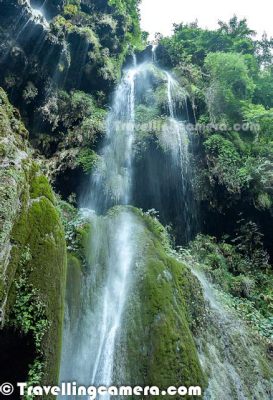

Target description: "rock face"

left=0, top=0, right=143, bottom=200
left=0, top=0, right=142, bottom=113
left=0, top=87, right=67, bottom=388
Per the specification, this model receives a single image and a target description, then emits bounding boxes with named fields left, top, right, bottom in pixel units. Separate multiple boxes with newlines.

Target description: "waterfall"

left=59, top=55, right=272, bottom=400
left=161, top=71, right=195, bottom=242
left=152, top=44, right=158, bottom=64
left=88, top=66, right=138, bottom=210
left=132, top=53, right=137, bottom=68
left=89, top=211, right=136, bottom=392
left=59, top=65, right=141, bottom=398
left=60, top=60, right=198, bottom=397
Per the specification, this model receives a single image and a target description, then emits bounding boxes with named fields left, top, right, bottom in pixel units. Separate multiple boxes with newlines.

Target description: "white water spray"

left=160, top=71, right=194, bottom=240
left=152, top=43, right=158, bottom=63
left=90, top=66, right=138, bottom=209
left=165, top=71, right=190, bottom=168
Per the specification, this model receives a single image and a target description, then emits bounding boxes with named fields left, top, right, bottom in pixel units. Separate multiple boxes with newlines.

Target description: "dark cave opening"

left=200, top=198, right=273, bottom=263
left=53, top=166, right=87, bottom=202
left=0, top=328, right=36, bottom=399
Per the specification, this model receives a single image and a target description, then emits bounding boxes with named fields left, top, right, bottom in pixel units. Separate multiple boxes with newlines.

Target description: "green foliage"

left=135, top=104, right=159, bottom=124
left=76, top=148, right=100, bottom=173
left=158, top=17, right=255, bottom=68
left=63, top=4, right=79, bottom=17
left=50, top=15, right=74, bottom=34
left=22, top=82, right=38, bottom=104
left=189, top=228, right=273, bottom=339
left=254, top=69, right=273, bottom=108
left=12, top=273, right=50, bottom=351
left=108, top=0, right=143, bottom=49
left=42, top=90, right=106, bottom=146
left=204, top=134, right=249, bottom=193
left=255, top=33, right=273, bottom=67
left=58, top=90, right=105, bottom=127
left=241, top=101, right=273, bottom=145
left=205, top=52, right=255, bottom=121
left=218, top=16, right=256, bottom=39
left=57, top=199, right=90, bottom=266
left=232, top=221, right=270, bottom=271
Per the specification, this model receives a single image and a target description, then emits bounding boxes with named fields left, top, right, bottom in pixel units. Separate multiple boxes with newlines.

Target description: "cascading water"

left=89, top=66, right=137, bottom=209
left=162, top=71, right=195, bottom=241
left=86, top=71, right=138, bottom=392
left=59, top=65, right=141, bottom=398
left=152, top=44, right=158, bottom=64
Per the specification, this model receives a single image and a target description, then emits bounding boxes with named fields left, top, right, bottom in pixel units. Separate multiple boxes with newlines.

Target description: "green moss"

left=138, top=258, right=206, bottom=394
left=0, top=88, right=66, bottom=395
left=6, top=172, right=67, bottom=387
left=30, top=175, right=55, bottom=203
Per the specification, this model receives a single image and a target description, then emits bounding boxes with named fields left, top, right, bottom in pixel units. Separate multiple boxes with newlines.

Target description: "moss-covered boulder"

left=0, top=88, right=67, bottom=390
left=113, top=209, right=207, bottom=398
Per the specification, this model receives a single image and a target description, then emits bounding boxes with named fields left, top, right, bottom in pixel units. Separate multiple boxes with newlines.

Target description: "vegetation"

left=157, top=16, right=273, bottom=234
left=188, top=224, right=273, bottom=340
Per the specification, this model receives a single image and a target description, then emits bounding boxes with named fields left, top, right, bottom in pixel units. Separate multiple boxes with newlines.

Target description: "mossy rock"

left=98, top=208, right=208, bottom=398
left=0, top=88, right=67, bottom=392
left=30, top=175, right=55, bottom=203
left=7, top=173, right=67, bottom=388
